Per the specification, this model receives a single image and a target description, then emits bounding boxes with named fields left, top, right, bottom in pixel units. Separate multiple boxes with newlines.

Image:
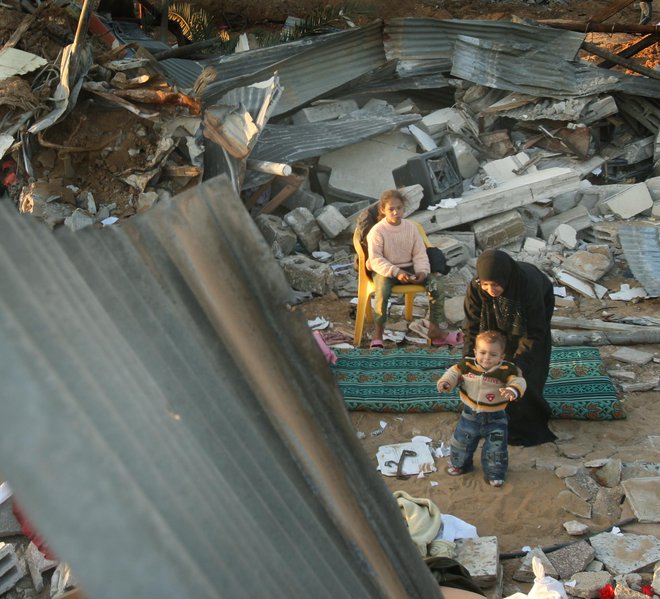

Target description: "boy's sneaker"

left=447, top=466, right=464, bottom=476
left=489, top=479, right=504, bottom=487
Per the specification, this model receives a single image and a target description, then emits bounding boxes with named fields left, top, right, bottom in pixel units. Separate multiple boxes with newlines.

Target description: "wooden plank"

left=581, top=41, right=660, bottom=81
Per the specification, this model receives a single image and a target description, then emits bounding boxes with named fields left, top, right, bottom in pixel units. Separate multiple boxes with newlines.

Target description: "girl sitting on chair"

left=366, top=189, right=453, bottom=349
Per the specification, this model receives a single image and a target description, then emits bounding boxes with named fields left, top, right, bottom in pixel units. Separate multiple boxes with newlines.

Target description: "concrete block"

left=279, top=255, right=335, bottom=295
left=255, top=214, right=297, bottom=259
left=291, top=99, right=359, bottom=125
left=420, top=107, right=468, bottom=136
left=540, top=205, right=591, bottom=240
left=316, top=205, right=350, bottom=239
left=281, top=186, right=325, bottom=213
left=283, top=207, right=323, bottom=253
left=0, top=542, right=22, bottom=595
left=472, top=210, right=526, bottom=250
left=599, top=183, right=653, bottom=220
left=523, top=237, right=547, bottom=253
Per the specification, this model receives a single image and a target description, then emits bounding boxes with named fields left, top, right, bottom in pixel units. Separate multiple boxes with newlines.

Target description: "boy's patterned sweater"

left=437, top=357, right=526, bottom=412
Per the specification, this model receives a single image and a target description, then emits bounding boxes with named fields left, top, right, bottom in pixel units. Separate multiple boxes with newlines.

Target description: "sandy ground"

left=295, top=292, right=660, bottom=593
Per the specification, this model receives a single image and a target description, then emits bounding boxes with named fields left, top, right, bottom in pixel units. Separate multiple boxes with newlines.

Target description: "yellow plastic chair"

left=353, top=229, right=428, bottom=347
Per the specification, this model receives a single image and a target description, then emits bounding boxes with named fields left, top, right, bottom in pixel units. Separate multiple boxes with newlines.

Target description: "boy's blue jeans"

left=449, top=406, right=508, bottom=481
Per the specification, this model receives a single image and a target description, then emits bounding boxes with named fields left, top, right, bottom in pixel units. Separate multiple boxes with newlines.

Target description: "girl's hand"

left=438, top=381, right=452, bottom=393
left=411, top=273, right=427, bottom=284
left=396, top=272, right=410, bottom=283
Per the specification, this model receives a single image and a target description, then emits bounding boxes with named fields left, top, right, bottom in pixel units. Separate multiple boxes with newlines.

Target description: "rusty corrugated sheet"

left=451, top=33, right=660, bottom=100
left=201, top=21, right=388, bottom=116
left=384, top=18, right=586, bottom=76
left=0, top=179, right=443, bottom=599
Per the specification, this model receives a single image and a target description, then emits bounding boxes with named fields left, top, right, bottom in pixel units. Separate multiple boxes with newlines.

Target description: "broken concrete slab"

left=318, top=130, right=418, bottom=202
left=598, top=183, right=653, bottom=220
left=255, top=214, right=297, bottom=259
left=564, top=470, right=600, bottom=502
left=585, top=459, right=622, bottom=488
left=431, top=167, right=581, bottom=231
left=540, top=205, right=591, bottom=240
left=550, top=224, right=578, bottom=250
left=610, top=347, right=655, bottom=366
left=561, top=250, right=613, bottom=282
left=620, top=478, right=660, bottom=523
left=589, top=532, right=660, bottom=576
left=558, top=490, right=592, bottom=519
left=291, top=99, right=359, bottom=125
left=454, top=536, right=499, bottom=588
left=315, top=204, right=350, bottom=239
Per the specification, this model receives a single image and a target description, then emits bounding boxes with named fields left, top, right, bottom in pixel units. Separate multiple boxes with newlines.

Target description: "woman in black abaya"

left=462, top=249, right=557, bottom=447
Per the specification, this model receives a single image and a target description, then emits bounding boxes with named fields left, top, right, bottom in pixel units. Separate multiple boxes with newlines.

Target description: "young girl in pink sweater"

left=366, top=189, right=450, bottom=348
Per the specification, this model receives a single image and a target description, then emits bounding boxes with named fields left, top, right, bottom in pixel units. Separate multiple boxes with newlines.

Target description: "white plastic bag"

left=528, top=556, right=568, bottom=599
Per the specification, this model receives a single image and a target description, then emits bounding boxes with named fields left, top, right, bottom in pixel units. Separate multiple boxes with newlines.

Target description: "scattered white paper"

left=434, top=442, right=451, bottom=458
left=101, top=216, right=119, bottom=226
left=356, top=431, right=366, bottom=440
left=609, top=284, right=647, bottom=301
left=376, top=442, right=436, bottom=477
left=430, top=481, right=439, bottom=487
left=553, top=286, right=567, bottom=297
left=565, top=581, right=577, bottom=588
left=417, top=472, right=426, bottom=479
left=522, top=545, right=532, bottom=553
left=307, top=316, right=330, bottom=330
left=311, top=251, right=332, bottom=262
left=610, top=526, right=623, bottom=536
left=412, top=435, right=432, bottom=444
left=438, top=514, right=478, bottom=541
left=438, top=198, right=458, bottom=209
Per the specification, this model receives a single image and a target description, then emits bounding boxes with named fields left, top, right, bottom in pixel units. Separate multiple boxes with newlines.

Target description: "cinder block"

left=315, top=205, right=349, bottom=239
left=279, top=255, right=335, bottom=295
left=0, top=542, right=22, bottom=595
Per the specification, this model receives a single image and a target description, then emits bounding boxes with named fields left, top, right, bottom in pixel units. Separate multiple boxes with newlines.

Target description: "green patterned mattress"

left=330, top=346, right=625, bottom=420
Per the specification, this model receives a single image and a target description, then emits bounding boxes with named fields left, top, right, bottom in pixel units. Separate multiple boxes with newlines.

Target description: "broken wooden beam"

left=581, top=41, right=660, bottom=81
left=596, top=34, right=660, bottom=68
left=539, top=20, right=660, bottom=34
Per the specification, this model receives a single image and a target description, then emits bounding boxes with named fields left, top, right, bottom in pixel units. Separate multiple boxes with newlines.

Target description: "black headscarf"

left=476, top=250, right=526, bottom=338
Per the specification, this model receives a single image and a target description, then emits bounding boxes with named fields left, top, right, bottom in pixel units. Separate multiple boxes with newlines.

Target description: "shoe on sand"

left=489, top=479, right=504, bottom=487
left=447, top=466, right=464, bottom=476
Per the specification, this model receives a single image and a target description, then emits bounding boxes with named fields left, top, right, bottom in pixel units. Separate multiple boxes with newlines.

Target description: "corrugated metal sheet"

left=250, top=113, right=421, bottom=164
left=107, top=20, right=203, bottom=90
left=619, top=224, right=660, bottom=297
left=383, top=18, right=586, bottom=76
left=0, top=179, right=443, bottom=599
left=452, top=34, right=660, bottom=100
left=201, top=21, right=388, bottom=116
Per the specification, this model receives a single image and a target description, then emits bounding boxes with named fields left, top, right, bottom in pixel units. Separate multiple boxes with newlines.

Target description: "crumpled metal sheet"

left=0, top=177, right=442, bottom=599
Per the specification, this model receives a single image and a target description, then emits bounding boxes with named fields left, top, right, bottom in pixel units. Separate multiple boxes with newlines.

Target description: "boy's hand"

left=500, top=387, right=518, bottom=402
left=438, top=381, right=452, bottom=393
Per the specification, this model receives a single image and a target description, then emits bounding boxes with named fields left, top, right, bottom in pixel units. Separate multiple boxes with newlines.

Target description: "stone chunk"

left=454, top=536, right=499, bottom=588
left=283, top=207, right=323, bottom=253
left=279, top=255, right=334, bottom=295
left=563, top=521, right=590, bottom=536
left=620, top=478, right=660, bottom=523
left=547, top=540, right=596, bottom=580
left=565, top=571, right=613, bottom=598
left=614, top=584, right=650, bottom=599
left=590, top=532, right=660, bottom=576
left=291, top=99, right=359, bottom=125
left=586, top=459, right=622, bottom=488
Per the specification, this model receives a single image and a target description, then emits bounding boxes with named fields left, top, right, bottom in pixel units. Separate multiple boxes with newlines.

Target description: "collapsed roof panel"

left=618, top=224, right=660, bottom=297
left=250, top=112, right=421, bottom=164
left=452, top=34, right=660, bottom=99
left=384, top=18, right=586, bottom=76
left=200, top=21, right=388, bottom=116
